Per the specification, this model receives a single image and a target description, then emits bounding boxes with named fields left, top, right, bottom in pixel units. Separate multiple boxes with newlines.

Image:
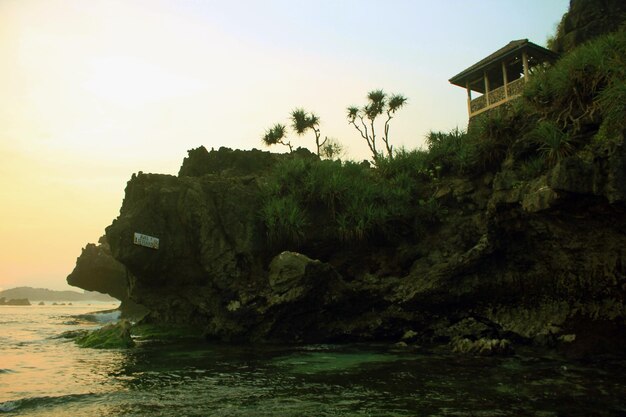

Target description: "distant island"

left=0, top=287, right=116, bottom=302
left=0, top=297, right=31, bottom=306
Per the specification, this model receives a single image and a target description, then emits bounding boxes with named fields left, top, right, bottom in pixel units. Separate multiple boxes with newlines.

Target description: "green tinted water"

left=1, top=306, right=626, bottom=416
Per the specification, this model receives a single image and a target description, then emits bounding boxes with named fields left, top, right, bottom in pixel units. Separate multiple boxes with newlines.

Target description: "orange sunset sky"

left=0, top=0, right=568, bottom=291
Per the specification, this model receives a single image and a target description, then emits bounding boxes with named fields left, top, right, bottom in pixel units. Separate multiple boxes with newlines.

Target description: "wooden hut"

left=449, top=39, right=559, bottom=118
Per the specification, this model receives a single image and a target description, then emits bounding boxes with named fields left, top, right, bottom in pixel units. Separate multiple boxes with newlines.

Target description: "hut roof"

left=449, top=39, right=559, bottom=88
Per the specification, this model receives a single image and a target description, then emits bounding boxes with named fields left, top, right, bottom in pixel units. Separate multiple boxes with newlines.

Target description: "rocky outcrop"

left=105, top=166, right=350, bottom=341
left=550, top=0, right=626, bottom=54
left=67, top=236, right=146, bottom=318
left=98, top=138, right=626, bottom=353
left=178, top=145, right=316, bottom=178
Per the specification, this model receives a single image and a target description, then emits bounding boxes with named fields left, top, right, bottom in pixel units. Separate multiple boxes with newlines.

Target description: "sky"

left=0, top=0, right=568, bottom=291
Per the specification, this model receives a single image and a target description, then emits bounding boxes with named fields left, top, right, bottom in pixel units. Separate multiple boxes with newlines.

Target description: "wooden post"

left=484, top=71, right=490, bottom=105
left=522, top=51, right=530, bottom=79
left=466, top=81, right=472, bottom=116
left=502, top=61, right=509, bottom=99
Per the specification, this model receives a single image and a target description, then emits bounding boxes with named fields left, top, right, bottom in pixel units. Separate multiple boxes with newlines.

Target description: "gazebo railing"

left=469, top=77, right=526, bottom=117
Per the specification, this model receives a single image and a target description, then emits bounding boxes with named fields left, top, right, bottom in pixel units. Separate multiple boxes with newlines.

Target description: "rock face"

left=550, top=0, right=626, bottom=53
left=105, top=170, right=264, bottom=324
left=178, top=146, right=281, bottom=177
left=105, top=161, right=349, bottom=342
left=100, top=138, right=626, bottom=352
left=67, top=236, right=146, bottom=317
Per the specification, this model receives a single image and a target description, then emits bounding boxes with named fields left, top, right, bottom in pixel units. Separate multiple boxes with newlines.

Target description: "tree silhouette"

left=262, top=123, right=292, bottom=152
left=290, top=108, right=327, bottom=156
left=347, top=89, right=407, bottom=161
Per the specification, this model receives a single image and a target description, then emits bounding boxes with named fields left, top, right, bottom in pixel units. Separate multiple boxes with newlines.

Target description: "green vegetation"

left=347, top=89, right=408, bottom=162
left=260, top=150, right=450, bottom=246
left=262, top=108, right=342, bottom=158
left=525, top=30, right=626, bottom=143
left=291, top=108, right=326, bottom=156
left=424, top=29, right=626, bottom=178
left=526, top=121, right=574, bottom=166
left=259, top=26, right=626, bottom=245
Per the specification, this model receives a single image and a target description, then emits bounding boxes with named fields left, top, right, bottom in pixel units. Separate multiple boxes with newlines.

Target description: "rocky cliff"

left=99, top=139, right=626, bottom=355
left=550, top=0, right=626, bottom=53
left=70, top=3, right=626, bottom=354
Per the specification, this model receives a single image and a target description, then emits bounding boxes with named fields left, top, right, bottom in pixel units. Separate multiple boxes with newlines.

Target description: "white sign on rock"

left=133, top=232, right=159, bottom=250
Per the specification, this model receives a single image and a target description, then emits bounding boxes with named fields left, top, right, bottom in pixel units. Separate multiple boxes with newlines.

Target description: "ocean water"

left=1, top=304, right=626, bottom=416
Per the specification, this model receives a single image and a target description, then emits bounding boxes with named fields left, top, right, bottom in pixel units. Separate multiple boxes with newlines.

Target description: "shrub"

left=260, top=154, right=431, bottom=245
left=467, top=104, right=531, bottom=170
left=260, top=194, right=308, bottom=245
left=526, top=120, right=574, bottom=166
left=596, top=80, right=626, bottom=144
left=425, top=128, right=463, bottom=171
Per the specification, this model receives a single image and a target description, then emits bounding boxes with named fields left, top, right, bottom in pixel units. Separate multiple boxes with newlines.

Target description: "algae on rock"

left=76, top=320, right=135, bottom=349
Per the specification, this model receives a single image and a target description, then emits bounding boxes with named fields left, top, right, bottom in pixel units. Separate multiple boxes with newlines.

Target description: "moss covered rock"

left=76, top=320, right=135, bottom=349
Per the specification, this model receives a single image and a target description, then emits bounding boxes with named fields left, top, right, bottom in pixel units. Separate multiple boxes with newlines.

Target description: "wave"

left=0, top=369, right=13, bottom=374
left=73, top=310, right=121, bottom=324
left=0, top=393, right=95, bottom=413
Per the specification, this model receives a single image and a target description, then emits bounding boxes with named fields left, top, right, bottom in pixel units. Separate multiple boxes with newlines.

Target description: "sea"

left=1, top=303, right=626, bottom=417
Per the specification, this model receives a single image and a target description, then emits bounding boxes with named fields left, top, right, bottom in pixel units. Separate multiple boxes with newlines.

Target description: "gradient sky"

left=0, top=0, right=568, bottom=291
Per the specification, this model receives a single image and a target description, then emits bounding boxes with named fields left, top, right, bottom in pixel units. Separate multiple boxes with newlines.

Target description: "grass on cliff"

left=260, top=155, right=444, bottom=246
left=525, top=29, right=626, bottom=147
left=409, top=105, right=523, bottom=178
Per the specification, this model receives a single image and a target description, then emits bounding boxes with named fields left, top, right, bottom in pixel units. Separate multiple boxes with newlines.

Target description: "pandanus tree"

left=290, top=108, right=327, bottom=157
left=263, top=108, right=343, bottom=158
left=347, top=89, right=407, bottom=161
left=262, top=123, right=292, bottom=152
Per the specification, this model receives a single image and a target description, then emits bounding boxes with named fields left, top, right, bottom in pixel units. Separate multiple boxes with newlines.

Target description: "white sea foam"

left=93, top=311, right=121, bottom=323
